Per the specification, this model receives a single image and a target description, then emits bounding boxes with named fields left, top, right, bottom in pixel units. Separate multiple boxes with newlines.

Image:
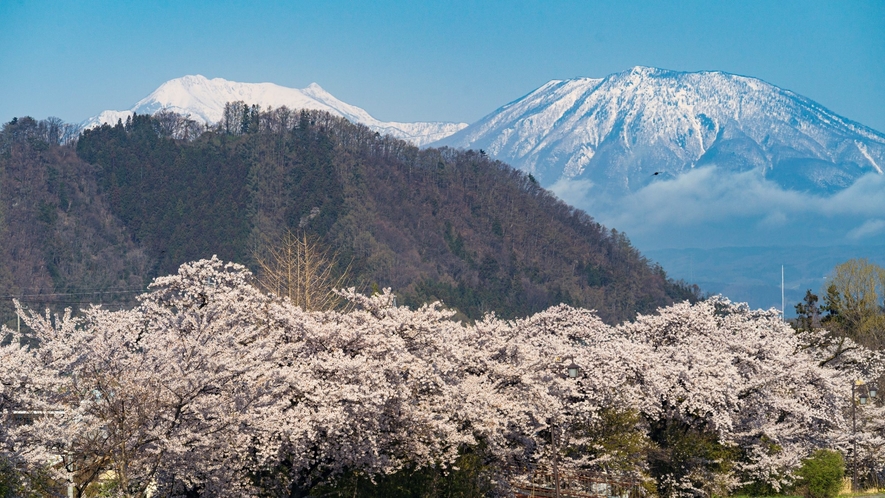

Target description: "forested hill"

left=2, top=109, right=696, bottom=324
left=0, top=117, right=148, bottom=324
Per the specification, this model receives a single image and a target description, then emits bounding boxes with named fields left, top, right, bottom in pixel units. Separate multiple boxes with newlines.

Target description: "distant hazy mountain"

left=434, top=66, right=885, bottom=195
left=82, top=75, right=467, bottom=147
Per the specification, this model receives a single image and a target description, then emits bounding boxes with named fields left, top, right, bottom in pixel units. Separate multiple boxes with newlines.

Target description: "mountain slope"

left=434, top=66, right=885, bottom=194
left=0, top=117, right=151, bottom=326
left=74, top=109, right=697, bottom=323
left=83, top=75, right=467, bottom=146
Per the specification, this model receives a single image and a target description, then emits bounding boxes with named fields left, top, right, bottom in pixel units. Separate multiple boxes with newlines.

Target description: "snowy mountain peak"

left=301, top=82, right=337, bottom=102
left=627, top=65, right=664, bottom=76
left=434, top=67, right=885, bottom=194
left=83, top=76, right=467, bottom=147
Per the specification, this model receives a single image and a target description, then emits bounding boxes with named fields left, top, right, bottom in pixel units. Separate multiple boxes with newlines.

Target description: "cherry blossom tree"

left=266, top=289, right=487, bottom=489
left=7, top=258, right=288, bottom=497
left=795, top=320, right=885, bottom=490
left=618, top=298, right=859, bottom=495
left=4, top=258, right=882, bottom=497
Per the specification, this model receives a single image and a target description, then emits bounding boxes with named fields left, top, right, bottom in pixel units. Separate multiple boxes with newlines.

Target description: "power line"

left=0, top=289, right=147, bottom=299
left=3, top=284, right=149, bottom=292
left=13, top=301, right=135, bottom=306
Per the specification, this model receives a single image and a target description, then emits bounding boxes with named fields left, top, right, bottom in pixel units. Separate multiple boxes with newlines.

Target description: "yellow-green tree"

left=822, top=258, right=885, bottom=349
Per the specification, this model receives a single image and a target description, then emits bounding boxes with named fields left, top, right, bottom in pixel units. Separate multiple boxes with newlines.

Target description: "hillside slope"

left=75, top=109, right=697, bottom=323
left=0, top=118, right=151, bottom=324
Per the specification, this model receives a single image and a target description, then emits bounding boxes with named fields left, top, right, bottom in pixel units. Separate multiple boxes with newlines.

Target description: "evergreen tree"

left=795, top=289, right=821, bottom=332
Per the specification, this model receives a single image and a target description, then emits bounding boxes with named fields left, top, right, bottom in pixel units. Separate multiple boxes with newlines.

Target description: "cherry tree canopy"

left=1, top=258, right=881, bottom=497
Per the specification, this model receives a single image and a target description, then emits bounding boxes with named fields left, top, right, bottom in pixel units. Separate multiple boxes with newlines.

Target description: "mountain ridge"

left=83, top=75, right=468, bottom=147
left=54, top=67, right=885, bottom=312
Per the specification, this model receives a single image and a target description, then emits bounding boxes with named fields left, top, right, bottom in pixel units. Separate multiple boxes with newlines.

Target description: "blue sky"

left=1, top=0, right=883, bottom=131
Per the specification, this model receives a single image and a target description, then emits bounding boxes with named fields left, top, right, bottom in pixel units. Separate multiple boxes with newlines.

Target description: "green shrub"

left=794, top=449, right=844, bottom=498
left=0, top=457, right=24, bottom=498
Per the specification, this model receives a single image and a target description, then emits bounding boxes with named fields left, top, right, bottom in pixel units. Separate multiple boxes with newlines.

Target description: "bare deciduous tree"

left=253, top=229, right=351, bottom=311
left=153, top=109, right=200, bottom=140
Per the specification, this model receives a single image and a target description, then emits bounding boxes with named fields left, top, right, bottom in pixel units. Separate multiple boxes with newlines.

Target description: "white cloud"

left=549, top=166, right=885, bottom=249
left=549, top=178, right=595, bottom=206
left=847, top=219, right=885, bottom=240
left=758, top=211, right=788, bottom=228
left=822, top=173, right=885, bottom=215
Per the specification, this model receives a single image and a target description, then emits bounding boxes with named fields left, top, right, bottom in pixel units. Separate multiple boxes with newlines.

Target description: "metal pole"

left=853, top=381, right=858, bottom=492
left=551, top=421, right=561, bottom=498
left=781, top=265, right=785, bottom=323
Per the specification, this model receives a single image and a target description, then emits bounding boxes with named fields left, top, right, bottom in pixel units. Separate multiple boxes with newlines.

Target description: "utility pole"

left=853, top=380, right=858, bottom=492
left=551, top=421, right=561, bottom=498
left=781, top=265, right=785, bottom=323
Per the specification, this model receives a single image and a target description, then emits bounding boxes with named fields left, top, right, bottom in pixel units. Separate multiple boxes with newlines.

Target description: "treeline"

left=75, top=106, right=696, bottom=323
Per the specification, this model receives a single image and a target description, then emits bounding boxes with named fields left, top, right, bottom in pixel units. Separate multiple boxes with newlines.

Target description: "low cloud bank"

left=550, top=167, right=885, bottom=310
left=551, top=167, right=885, bottom=249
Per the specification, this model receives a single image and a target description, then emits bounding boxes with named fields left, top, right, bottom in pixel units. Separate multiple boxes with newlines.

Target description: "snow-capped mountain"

left=433, top=66, right=885, bottom=194
left=83, top=75, right=467, bottom=147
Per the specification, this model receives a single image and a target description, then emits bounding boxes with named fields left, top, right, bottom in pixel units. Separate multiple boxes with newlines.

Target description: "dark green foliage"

left=646, top=417, right=738, bottom=497
left=283, top=112, right=344, bottom=236
left=0, top=200, right=17, bottom=327
left=0, top=455, right=63, bottom=498
left=794, top=450, right=844, bottom=498
left=583, top=262, right=611, bottom=287
left=306, top=446, right=493, bottom=498
left=567, top=408, right=652, bottom=477
left=77, top=114, right=252, bottom=276
left=37, top=200, right=58, bottom=225
left=409, top=278, right=514, bottom=322
left=0, top=457, right=23, bottom=498
left=795, top=289, right=821, bottom=332
left=442, top=221, right=469, bottom=262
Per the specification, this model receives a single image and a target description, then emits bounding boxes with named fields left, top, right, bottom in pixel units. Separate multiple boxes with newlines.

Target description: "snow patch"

left=563, top=146, right=595, bottom=177
left=855, top=141, right=883, bottom=174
